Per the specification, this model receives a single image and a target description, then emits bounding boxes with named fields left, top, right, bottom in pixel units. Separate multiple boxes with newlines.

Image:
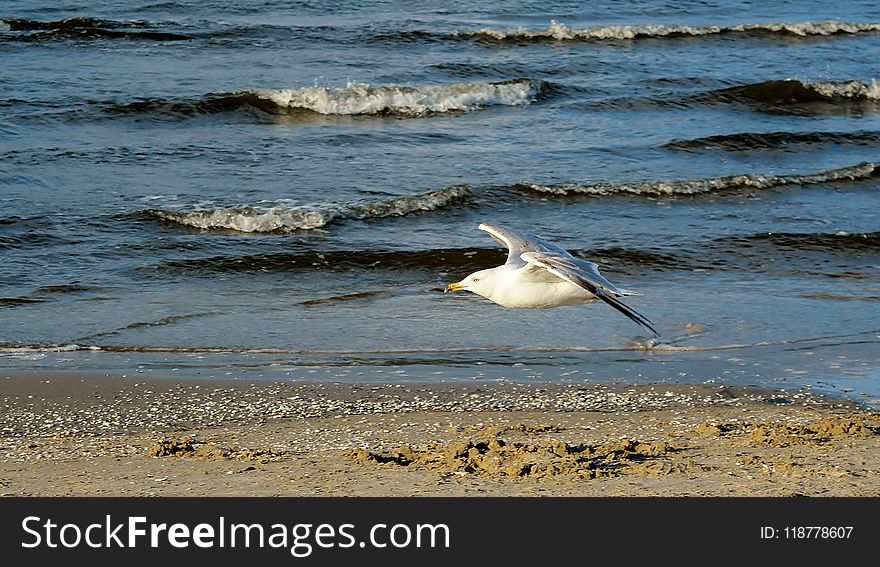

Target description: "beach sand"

left=1, top=373, right=878, bottom=496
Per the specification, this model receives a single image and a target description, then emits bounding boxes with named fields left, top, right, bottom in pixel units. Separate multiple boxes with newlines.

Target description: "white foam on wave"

left=467, top=20, right=880, bottom=41
left=0, top=20, right=10, bottom=32
left=520, top=163, right=877, bottom=197
left=148, top=186, right=470, bottom=233
left=807, top=79, right=880, bottom=100
left=245, top=79, right=538, bottom=116
left=0, top=344, right=87, bottom=358
left=153, top=207, right=330, bottom=232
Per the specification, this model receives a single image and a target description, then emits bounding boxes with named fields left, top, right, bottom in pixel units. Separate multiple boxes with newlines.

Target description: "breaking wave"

left=97, top=78, right=543, bottom=119
left=459, top=20, right=880, bottom=42
left=235, top=78, right=541, bottom=116
left=7, top=16, right=880, bottom=46
left=143, top=162, right=879, bottom=236
left=514, top=163, right=879, bottom=197
left=600, top=78, right=880, bottom=114
left=710, top=79, right=880, bottom=104
left=142, top=186, right=471, bottom=233
left=0, top=344, right=87, bottom=356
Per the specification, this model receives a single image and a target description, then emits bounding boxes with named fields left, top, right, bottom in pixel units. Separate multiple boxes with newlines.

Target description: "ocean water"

left=1, top=1, right=879, bottom=404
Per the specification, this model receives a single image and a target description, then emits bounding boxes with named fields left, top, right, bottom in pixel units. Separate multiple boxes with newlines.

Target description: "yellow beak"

left=445, top=281, right=465, bottom=293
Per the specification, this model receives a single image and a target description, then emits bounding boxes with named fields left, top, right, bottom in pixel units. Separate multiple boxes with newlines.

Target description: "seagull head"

left=444, top=268, right=497, bottom=298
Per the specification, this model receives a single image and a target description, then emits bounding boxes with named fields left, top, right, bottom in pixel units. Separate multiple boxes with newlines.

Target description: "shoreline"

left=1, top=374, right=878, bottom=496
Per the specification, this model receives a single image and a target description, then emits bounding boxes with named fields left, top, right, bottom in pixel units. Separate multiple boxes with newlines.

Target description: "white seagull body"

left=445, top=223, right=658, bottom=336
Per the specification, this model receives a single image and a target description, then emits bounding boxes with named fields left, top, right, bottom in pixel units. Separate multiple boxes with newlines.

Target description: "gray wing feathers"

left=480, top=223, right=626, bottom=294
left=521, top=251, right=658, bottom=336
left=478, top=223, right=569, bottom=264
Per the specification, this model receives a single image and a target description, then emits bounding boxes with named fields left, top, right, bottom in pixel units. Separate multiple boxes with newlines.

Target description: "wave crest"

left=143, top=186, right=471, bottom=233
left=598, top=78, right=880, bottom=115
left=463, top=20, right=880, bottom=42
left=246, top=78, right=540, bottom=116
left=515, top=163, right=878, bottom=197
left=98, top=79, right=542, bottom=120
left=716, top=79, right=880, bottom=104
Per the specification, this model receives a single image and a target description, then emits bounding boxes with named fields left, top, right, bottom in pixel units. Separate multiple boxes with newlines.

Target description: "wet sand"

left=1, top=373, right=878, bottom=496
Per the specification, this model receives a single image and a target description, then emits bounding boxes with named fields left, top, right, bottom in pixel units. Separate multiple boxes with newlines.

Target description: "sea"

left=2, top=0, right=879, bottom=406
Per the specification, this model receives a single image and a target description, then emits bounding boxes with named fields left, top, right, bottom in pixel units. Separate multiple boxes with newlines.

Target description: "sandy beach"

left=1, top=373, right=877, bottom=497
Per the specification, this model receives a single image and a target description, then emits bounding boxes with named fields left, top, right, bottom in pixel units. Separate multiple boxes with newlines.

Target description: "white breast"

left=488, top=274, right=595, bottom=308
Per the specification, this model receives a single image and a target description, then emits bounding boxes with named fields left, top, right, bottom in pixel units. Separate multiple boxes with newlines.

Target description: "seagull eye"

left=472, top=278, right=480, bottom=283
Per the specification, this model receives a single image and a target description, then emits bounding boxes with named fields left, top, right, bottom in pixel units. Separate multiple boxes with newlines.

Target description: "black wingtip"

left=595, top=289, right=660, bottom=337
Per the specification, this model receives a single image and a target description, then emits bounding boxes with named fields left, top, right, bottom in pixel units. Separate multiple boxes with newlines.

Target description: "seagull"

left=444, top=223, right=658, bottom=336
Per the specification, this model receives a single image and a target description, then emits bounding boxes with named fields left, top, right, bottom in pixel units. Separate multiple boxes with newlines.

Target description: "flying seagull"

left=445, top=223, right=658, bottom=336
